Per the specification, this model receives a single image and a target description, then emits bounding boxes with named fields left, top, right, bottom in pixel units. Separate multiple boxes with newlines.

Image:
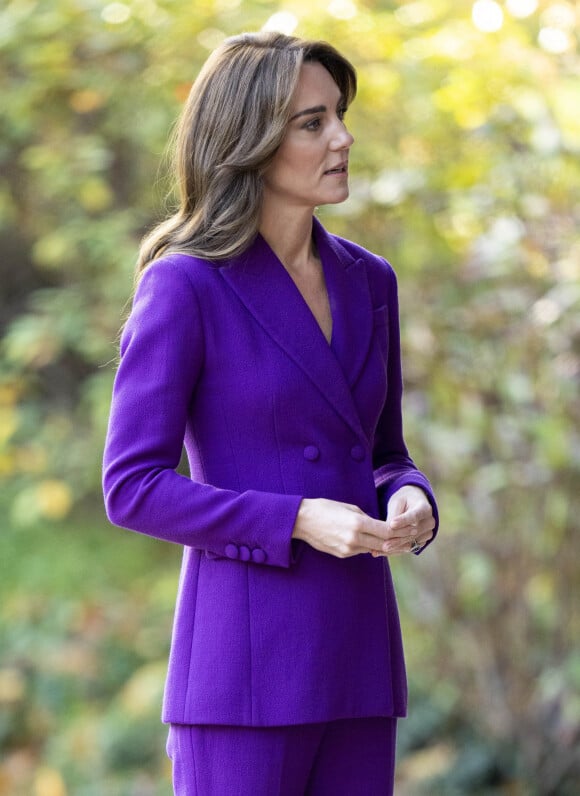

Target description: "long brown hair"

left=136, top=31, right=357, bottom=273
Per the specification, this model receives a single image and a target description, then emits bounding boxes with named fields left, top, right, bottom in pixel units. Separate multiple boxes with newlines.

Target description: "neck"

left=259, top=204, right=318, bottom=274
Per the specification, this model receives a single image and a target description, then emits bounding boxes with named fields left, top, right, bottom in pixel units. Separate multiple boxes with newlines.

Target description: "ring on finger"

left=410, top=538, right=422, bottom=554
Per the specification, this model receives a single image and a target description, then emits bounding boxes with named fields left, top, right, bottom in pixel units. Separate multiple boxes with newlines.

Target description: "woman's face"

left=263, top=61, right=355, bottom=213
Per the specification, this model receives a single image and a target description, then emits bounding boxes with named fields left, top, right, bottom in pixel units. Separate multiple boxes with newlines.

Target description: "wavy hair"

left=136, top=31, right=357, bottom=273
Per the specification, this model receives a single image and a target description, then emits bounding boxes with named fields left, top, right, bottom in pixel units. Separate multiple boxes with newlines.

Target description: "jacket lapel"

left=313, top=218, right=373, bottom=391
left=220, top=223, right=372, bottom=440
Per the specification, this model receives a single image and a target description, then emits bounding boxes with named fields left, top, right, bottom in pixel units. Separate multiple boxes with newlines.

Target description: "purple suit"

left=103, top=217, right=438, bottom=727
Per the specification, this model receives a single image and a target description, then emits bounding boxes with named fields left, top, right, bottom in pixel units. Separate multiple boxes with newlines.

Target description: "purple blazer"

left=103, top=217, right=438, bottom=727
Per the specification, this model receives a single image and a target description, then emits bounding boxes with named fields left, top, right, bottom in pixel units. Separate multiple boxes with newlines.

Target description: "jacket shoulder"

left=327, top=233, right=398, bottom=297
left=144, top=252, right=222, bottom=288
left=330, top=233, right=394, bottom=269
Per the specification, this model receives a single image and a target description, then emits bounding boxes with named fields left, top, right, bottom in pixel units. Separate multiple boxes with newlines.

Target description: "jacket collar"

left=219, top=217, right=373, bottom=440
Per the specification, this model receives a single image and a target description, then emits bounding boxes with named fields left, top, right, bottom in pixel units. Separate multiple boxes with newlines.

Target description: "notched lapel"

left=314, top=220, right=373, bottom=391
left=220, top=231, right=366, bottom=439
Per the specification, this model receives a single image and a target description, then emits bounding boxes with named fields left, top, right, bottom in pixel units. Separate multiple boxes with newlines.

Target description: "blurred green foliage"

left=1, top=0, right=579, bottom=793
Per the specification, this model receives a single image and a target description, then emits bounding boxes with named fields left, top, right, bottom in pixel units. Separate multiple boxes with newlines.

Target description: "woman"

left=103, top=31, right=438, bottom=795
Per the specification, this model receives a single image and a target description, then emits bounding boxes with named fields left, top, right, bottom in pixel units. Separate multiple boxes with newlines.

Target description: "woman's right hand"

left=292, top=498, right=391, bottom=558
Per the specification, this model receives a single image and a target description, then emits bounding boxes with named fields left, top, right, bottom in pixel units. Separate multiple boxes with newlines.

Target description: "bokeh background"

left=1, top=0, right=579, bottom=793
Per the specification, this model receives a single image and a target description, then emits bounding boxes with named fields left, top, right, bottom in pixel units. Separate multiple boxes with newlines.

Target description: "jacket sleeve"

left=102, top=259, right=302, bottom=567
left=372, top=262, right=439, bottom=551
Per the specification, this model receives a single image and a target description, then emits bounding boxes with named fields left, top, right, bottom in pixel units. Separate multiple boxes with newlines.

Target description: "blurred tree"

left=1, top=0, right=579, bottom=792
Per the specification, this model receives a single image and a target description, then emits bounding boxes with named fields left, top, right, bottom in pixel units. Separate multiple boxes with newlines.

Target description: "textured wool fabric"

left=103, top=218, right=439, bottom=726
left=166, top=718, right=397, bottom=796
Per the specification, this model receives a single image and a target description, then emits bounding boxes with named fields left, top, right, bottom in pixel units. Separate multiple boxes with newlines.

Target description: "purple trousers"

left=166, top=717, right=397, bottom=795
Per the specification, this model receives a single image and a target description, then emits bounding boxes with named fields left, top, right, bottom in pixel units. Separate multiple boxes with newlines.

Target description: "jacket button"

left=251, top=548, right=267, bottom=564
left=303, top=445, right=320, bottom=461
left=350, top=445, right=365, bottom=462
left=239, top=545, right=251, bottom=562
left=225, top=543, right=239, bottom=559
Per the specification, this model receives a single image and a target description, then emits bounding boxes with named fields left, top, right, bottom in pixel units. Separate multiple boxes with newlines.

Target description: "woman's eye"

left=337, top=106, right=347, bottom=121
left=304, top=117, right=321, bottom=131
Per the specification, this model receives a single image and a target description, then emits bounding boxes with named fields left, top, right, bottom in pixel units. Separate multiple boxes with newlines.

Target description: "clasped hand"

left=292, top=486, right=435, bottom=558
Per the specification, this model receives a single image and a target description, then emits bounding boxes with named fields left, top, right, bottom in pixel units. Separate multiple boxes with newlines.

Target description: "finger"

left=361, top=514, right=434, bottom=555
left=356, top=515, right=408, bottom=555
left=389, top=509, right=434, bottom=539
left=385, top=496, right=407, bottom=527
left=358, top=531, right=392, bottom=552
left=334, top=514, right=392, bottom=558
left=373, top=542, right=413, bottom=557
left=383, top=519, right=421, bottom=545
left=379, top=526, right=434, bottom=556
left=372, top=531, right=433, bottom=557
left=357, top=515, right=391, bottom=541
left=390, top=503, right=429, bottom=527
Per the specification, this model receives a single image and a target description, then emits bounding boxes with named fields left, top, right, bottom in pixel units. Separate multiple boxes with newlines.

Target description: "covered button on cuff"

left=225, top=543, right=239, bottom=559
left=239, top=545, right=251, bottom=562
left=251, top=548, right=267, bottom=564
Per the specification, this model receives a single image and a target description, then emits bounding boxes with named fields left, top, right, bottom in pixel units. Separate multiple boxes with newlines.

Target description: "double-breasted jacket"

left=103, top=217, right=438, bottom=726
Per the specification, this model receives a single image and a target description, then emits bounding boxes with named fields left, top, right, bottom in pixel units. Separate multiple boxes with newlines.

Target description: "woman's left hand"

left=372, top=485, right=435, bottom=557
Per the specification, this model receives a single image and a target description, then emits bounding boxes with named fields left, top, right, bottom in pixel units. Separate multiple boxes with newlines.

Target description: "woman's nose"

left=331, top=121, right=354, bottom=150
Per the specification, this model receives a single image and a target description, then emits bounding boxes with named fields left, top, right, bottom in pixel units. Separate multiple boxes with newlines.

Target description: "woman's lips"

left=324, top=162, right=348, bottom=175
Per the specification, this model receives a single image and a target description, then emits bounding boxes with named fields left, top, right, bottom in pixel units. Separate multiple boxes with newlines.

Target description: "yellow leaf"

left=0, top=407, right=18, bottom=444
left=69, top=90, right=105, bottom=114
left=36, top=480, right=73, bottom=520
left=34, top=768, right=67, bottom=796
left=0, top=668, right=27, bottom=703
left=119, top=661, right=166, bottom=716
left=78, top=178, right=114, bottom=213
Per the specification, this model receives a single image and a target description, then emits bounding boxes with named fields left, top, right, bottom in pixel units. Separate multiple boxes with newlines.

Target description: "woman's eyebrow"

left=290, top=105, right=326, bottom=121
